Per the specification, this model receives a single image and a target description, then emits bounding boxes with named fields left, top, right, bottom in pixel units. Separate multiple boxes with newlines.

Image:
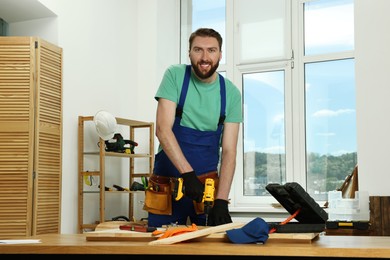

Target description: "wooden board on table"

left=185, top=230, right=318, bottom=243
left=86, top=220, right=151, bottom=241
left=85, top=221, right=319, bottom=244
left=86, top=229, right=156, bottom=242
left=94, top=220, right=145, bottom=231
left=147, top=224, right=319, bottom=245
left=147, top=222, right=245, bottom=245
left=86, top=222, right=243, bottom=243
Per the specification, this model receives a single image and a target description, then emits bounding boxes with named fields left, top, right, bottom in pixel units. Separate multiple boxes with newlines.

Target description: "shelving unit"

left=78, top=116, right=154, bottom=233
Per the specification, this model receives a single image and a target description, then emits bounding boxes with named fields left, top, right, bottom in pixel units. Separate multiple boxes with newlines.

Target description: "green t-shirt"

left=155, top=64, right=242, bottom=131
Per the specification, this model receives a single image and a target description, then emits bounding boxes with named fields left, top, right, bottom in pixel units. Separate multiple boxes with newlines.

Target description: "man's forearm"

left=157, top=129, right=193, bottom=174
left=216, top=151, right=236, bottom=201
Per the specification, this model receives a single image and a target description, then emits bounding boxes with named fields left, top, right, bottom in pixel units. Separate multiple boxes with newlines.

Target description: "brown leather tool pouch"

left=143, top=175, right=173, bottom=215
left=193, top=171, right=219, bottom=214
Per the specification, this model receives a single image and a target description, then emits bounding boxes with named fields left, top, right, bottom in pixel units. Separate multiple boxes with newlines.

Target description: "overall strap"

left=175, top=65, right=191, bottom=118
left=176, top=65, right=227, bottom=128
left=218, top=74, right=226, bottom=127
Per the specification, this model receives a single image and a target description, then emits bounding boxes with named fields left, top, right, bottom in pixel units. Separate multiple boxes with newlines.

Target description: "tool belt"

left=143, top=171, right=219, bottom=215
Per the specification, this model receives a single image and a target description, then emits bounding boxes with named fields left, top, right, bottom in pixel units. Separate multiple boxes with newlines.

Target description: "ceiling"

left=0, top=0, right=56, bottom=23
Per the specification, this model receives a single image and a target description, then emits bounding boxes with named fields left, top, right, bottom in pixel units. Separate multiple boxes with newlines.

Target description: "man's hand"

left=181, top=171, right=204, bottom=203
left=207, top=199, right=232, bottom=226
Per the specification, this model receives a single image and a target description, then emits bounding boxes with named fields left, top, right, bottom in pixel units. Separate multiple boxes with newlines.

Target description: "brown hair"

left=189, top=28, right=223, bottom=51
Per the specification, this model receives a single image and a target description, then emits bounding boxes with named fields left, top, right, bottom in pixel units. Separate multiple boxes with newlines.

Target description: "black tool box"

left=266, top=182, right=328, bottom=233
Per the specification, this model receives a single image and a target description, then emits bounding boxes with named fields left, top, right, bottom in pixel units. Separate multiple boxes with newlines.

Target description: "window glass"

left=305, top=59, right=357, bottom=200
left=303, top=0, right=356, bottom=201
left=304, top=0, right=354, bottom=55
left=236, top=0, right=289, bottom=63
left=181, top=0, right=226, bottom=64
left=243, top=70, right=286, bottom=196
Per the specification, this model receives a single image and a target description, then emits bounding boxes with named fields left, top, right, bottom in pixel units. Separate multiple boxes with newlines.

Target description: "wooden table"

left=1, top=233, right=390, bottom=258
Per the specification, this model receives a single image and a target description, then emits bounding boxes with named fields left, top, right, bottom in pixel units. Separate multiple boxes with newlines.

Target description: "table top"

left=0, top=233, right=390, bottom=258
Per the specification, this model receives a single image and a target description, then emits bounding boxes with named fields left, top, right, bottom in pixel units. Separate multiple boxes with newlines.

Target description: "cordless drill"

left=203, top=178, right=215, bottom=226
left=173, top=177, right=215, bottom=225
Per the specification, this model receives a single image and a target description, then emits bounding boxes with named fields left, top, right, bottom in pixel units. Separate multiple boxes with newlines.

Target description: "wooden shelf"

left=78, top=116, right=154, bottom=233
left=84, top=151, right=152, bottom=158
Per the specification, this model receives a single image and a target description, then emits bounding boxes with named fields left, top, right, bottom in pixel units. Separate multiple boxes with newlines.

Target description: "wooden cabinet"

left=0, top=37, right=63, bottom=238
left=369, top=196, right=390, bottom=236
left=78, top=116, right=154, bottom=233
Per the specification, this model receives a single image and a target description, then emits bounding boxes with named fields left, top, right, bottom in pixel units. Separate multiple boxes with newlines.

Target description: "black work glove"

left=181, top=171, right=204, bottom=203
left=207, top=199, right=232, bottom=226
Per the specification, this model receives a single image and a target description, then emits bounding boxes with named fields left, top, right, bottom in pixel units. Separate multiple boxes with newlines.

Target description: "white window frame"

left=231, top=0, right=294, bottom=211
left=230, top=61, right=293, bottom=213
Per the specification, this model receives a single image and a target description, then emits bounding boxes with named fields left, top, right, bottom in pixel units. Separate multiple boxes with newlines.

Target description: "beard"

left=191, top=60, right=219, bottom=80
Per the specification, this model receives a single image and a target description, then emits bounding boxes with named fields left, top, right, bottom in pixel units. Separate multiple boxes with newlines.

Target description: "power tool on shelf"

left=173, top=177, right=215, bottom=226
left=98, top=133, right=138, bottom=154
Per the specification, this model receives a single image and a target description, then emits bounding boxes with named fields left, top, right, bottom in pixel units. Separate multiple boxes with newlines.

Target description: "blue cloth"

left=226, top=217, right=270, bottom=244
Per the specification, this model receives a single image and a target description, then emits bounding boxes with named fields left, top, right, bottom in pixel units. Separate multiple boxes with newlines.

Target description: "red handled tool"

left=119, top=225, right=156, bottom=232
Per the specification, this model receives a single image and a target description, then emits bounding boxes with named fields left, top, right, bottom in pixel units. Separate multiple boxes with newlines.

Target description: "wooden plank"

left=86, top=229, right=156, bottom=242
left=147, top=222, right=244, bottom=245
left=177, top=230, right=318, bottom=243
left=86, top=222, right=318, bottom=244
left=86, top=229, right=318, bottom=243
left=94, top=221, right=129, bottom=231
left=87, top=222, right=243, bottom=243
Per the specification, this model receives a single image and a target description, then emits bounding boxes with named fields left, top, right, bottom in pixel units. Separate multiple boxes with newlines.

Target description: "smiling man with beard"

left=144, top=28, right=242, bottom=228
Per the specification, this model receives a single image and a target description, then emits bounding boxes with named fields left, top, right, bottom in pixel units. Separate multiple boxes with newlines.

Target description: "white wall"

left=4, top=0, right=390, bottom=234
left=7, top=0, right=179, bottom=234
left=355, top=0, right=390, bottom=195
left=8, top=17, right=58, bottom=42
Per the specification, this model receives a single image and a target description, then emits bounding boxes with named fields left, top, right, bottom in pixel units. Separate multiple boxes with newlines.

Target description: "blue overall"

left=148, top=65, right=226, bottom=227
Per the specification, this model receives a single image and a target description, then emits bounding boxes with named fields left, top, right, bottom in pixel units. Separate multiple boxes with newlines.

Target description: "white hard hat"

left=93, top=110, right=117, bottom=140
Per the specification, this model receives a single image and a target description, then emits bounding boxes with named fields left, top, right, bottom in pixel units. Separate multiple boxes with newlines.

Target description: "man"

left=145, top=28, right=242, bottom=227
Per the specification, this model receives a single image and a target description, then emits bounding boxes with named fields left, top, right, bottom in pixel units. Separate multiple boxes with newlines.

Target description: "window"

left=302, top=0, right=356, bottom=201
left=242, top=69, right=287, bottom=196
left=180, top=0, right=226, bottom=65
left=180, top=0, right=356, bottom=210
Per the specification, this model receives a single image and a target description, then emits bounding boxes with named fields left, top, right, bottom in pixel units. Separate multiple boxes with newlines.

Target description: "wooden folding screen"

left=0, top=37, right=63, bottom=238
